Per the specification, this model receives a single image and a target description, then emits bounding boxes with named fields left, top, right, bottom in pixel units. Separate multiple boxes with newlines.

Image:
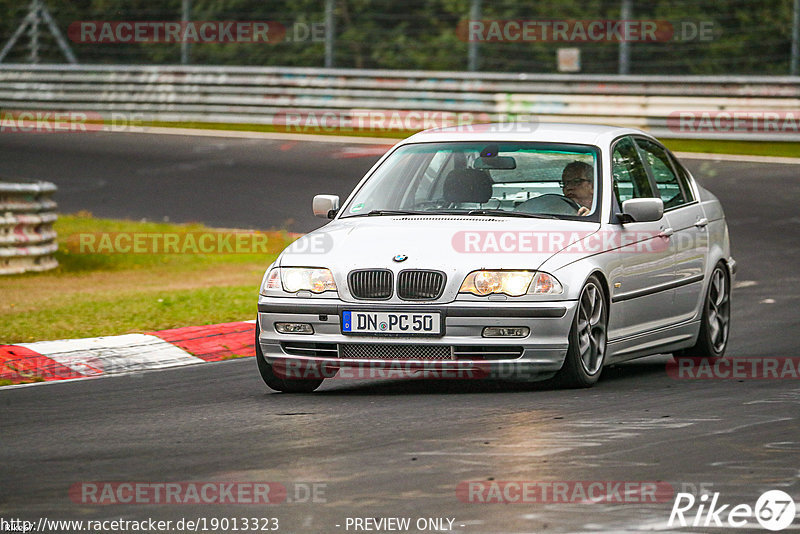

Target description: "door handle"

left=660, top=227, right=674, bottom=238
left=695, top=217, right=709, bottom=228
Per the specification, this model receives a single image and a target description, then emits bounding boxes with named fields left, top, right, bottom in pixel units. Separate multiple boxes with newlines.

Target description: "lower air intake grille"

left=452, top=346, right=524, bottom=360
left=340, top=344, right=452, bottom=360
left=281, top=342, right=338, bottom=358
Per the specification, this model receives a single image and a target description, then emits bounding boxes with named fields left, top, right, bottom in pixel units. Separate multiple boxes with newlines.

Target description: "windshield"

left=340, top=142, right=601, bottom=221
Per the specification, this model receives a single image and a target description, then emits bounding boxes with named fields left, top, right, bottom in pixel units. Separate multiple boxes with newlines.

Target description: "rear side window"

left=635, top=138, right=688, bottom=209
left=611, top=136, right=654, bottom=204
left=668, top=154, right=696, bottom=204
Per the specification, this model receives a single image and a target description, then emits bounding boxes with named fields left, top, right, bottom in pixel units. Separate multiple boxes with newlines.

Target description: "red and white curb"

left=0, top=320, right=257, bottom=388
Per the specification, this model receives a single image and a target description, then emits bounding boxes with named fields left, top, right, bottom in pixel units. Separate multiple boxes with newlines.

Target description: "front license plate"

left=342, top=311, right=442, bottom=336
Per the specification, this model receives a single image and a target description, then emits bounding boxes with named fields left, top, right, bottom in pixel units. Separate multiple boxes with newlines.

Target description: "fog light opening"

left=275, top=322, right=314, bottom=335
left=482, top=326, right=530, bottom=338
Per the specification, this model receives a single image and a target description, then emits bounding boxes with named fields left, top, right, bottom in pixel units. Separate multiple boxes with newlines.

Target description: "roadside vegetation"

left=141, top=121, right=800, bottom=159
left=0, top=213, right=293, bottom=344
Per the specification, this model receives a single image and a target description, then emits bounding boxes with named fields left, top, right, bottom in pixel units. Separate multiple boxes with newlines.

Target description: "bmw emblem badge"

left=393, top=254, right=408, bottom=262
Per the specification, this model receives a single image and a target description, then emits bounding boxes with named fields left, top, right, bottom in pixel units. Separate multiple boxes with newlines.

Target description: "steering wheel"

left=515, top=194, right=582, bottom=215
left=412, top=200, right=450, bottom=210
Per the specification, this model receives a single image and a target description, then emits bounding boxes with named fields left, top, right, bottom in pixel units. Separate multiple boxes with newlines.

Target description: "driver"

left=561, top=161, right=594, bottom=216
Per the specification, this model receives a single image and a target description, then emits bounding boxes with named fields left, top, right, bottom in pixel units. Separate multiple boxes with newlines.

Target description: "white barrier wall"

left=0, top=64, right=798, bottom=141
left=0, top=181, right=58, bottom=275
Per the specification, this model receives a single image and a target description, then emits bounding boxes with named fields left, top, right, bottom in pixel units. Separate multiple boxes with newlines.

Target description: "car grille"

left=349, top=269, right=393, bottom=300
left=452, top=346, right=524, bottom=360
left=281, top=342, right=338, bottom=358
left=340, top=344, right=453, bottom=360
left=397, top=270, right=446, bottom=300
left=280, top=343, right=524, bottom=361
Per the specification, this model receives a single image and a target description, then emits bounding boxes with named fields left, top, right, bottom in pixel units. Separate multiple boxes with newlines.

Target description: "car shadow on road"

left=294, top=355, right=672, bottom=396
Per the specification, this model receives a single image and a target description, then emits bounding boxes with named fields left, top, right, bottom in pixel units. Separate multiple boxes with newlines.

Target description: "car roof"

left=399, top=122, right=653, bottom=147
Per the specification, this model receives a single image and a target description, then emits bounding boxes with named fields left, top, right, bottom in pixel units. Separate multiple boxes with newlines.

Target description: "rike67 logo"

left=669, top=490, right=796, bottom=531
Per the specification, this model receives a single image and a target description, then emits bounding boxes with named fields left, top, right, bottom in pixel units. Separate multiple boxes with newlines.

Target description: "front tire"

left=673, top=262, right=730, bottom=360
left=255, top=322, right=323, bottom=393
left=553, top=276, right=608, bottom=388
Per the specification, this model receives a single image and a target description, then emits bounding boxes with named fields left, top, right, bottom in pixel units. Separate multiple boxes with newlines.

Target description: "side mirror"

left=620, top=198, right=664, bottom=223
left=313, top=194, right=340, bottom=219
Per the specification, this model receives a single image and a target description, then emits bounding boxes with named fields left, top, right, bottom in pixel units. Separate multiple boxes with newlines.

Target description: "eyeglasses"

left=561, top=178, right=591, bottom=188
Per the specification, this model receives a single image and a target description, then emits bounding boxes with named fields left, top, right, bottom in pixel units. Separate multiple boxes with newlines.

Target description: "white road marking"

left=17, top=334, right=204, bottom=377
left=115, top=125, right=398, bottom=145
left=96, top=125, right=800, bottom=164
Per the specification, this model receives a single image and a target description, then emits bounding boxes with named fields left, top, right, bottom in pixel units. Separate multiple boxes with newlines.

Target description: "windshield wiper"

left=352, top=209, right=558, bottom=219
left=358, top=209, right=432, bottom=217
left=465, top=209, right=559, bottom=219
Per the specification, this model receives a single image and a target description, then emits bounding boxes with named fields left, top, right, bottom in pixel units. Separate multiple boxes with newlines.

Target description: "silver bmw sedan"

left=256, top=123, right=735, bottom=392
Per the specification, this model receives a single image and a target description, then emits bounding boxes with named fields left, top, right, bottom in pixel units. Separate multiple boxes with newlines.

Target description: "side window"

left=413, top=150, right=450, bottom=205
left=668, top=153, right=696, bottom=204
left=635, top=139, right=688, bottom=209
left=611, top=136, right=654, bottom=205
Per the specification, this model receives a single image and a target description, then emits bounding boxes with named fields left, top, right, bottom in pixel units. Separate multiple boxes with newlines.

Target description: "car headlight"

left=459, top=270, right=563, bottom=296
left=261, top=267, right=337, bottom=294
left=529, top=271, right=563, bottom=295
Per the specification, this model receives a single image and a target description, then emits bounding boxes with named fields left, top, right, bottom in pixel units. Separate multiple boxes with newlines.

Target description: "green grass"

left=54, top=211, right=293, bottom=273
left=661, top=138, right=800, bottom=158
left=95, top=118, right=800, bottom=157
left=5, top=284, right=259, bottom=342
left=144, top=121, right=800, bottom=158
left=0, top=213, right=294, bottom=344
left=141, top=120, right=415, bottom=140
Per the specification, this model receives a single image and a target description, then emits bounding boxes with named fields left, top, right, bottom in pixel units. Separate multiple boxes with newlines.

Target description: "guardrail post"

left=467, top=0, right=481, bottom=71
left=325, top=0, right=335, bottom=68
left=0, top=180, right=58, bottom=275
left=181, top=0, right=191, bottom=65
left=618, top=0, right=632, bottom=74
left=792, top=0, right=799, bottom=76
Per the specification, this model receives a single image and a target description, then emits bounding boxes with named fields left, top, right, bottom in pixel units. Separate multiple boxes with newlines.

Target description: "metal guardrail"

left=0, top=180, right=58, bottom=275
left=0, top=64, right=798, bottom=141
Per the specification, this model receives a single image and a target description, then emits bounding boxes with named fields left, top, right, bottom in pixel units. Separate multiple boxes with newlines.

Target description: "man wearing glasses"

left=561, top=161, right=594, bottom=216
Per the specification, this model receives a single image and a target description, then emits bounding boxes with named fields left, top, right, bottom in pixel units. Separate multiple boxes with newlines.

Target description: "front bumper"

left=257, top=296, right=578, bottom=380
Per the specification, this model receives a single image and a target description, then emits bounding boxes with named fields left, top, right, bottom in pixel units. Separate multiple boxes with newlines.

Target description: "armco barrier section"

left=0, top=181, right=58, bottom=275
left=0, top=64, right=799, bottom=141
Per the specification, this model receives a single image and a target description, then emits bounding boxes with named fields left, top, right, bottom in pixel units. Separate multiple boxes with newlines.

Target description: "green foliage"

left=0, top=1, right=795, bottom=74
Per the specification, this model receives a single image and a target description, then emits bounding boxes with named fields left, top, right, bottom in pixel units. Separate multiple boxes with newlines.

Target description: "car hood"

left=279, top=215, right=600, bottom=273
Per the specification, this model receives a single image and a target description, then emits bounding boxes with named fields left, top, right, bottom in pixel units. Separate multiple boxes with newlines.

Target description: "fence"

left=0, top=0, right=798, bottom=76
left=0, top=64, right=798, bottom=141
left=0, top=180, right=58, bottom=275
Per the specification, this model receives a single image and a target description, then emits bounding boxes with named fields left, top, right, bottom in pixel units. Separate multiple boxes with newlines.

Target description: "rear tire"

left=673, top=262, right=730, bottom=361
left=255, top=322, right=323, bottom=393
left=553, top=275, right=608, bottom=388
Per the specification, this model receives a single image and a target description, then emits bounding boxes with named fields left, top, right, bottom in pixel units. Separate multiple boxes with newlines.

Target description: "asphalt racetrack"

left=1, top=130, right=799, bottom=533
